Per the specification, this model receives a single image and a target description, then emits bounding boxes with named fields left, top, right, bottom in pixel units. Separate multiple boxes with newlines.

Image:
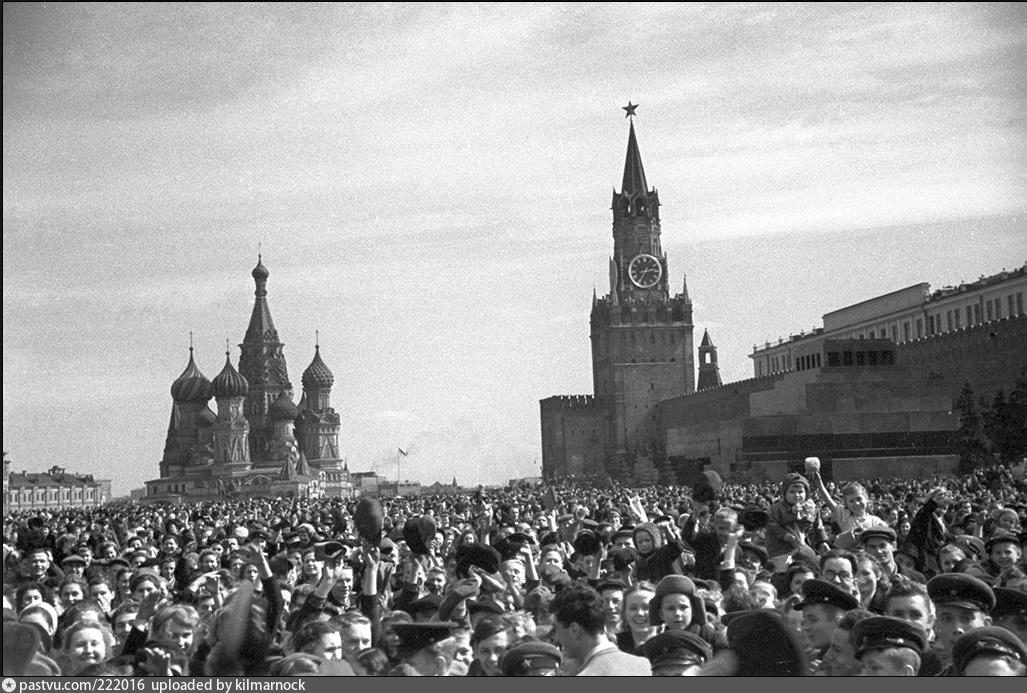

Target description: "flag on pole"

left=398, top=447, right=408, bottom=456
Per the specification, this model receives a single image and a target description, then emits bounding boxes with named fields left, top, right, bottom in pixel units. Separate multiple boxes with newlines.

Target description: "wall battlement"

left=540, top=394, right=602, bottom=411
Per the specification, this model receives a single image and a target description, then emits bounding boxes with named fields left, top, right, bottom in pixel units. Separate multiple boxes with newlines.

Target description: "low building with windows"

left=750, top=264, right=1026, bottom=377
left=3, top=455, right=112, bottom=512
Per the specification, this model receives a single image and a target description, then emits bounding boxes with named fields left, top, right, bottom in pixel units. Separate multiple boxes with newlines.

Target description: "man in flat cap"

left=858, top=526, right=926, bottom=584
left=951, top=625, right=1027, bottom=676
left=992, top=587, right=1027, bottom=645
left=388, top=621, right=462, bottom=676
left=549, top=583, right=651, bottom=676
left=499, top=639, right=562, bottom=676
left=794, top=578, right=859, bottom=670
left=851, top=615, right=927, bottom=676
left=927, top=573, right=996, bottom=674
left=639, top=629, right=711, bottom=676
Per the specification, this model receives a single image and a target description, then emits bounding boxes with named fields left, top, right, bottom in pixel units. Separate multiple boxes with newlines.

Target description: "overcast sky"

left=4, top=3, right=1026, bottom=496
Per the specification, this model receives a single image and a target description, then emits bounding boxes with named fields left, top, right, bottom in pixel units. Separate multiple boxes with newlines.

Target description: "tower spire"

left=621, top=116, right=648, bottom=196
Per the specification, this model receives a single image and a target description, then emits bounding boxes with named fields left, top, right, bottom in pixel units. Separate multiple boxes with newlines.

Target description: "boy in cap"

left=981, top=532, right=1026, bottom=588
left=851, top=615, right=927, bottom=676
left=819, top=608, right=873, bottom=676
left=951, top=625, right=1027, bottom=676
left=927, top=573, right=996, bottom=673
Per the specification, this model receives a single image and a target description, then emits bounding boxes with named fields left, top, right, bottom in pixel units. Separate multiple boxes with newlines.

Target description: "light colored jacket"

left=576, top=641, right=651, bottom=676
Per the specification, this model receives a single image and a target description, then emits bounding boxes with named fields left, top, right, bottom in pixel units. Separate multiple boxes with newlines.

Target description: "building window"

left=954, top=311, right=961, bottom=329
left=987, top=301, right=993, bottom=321
left=1018, top=292, right=1024, bottom=315
left=946, top=310, right=952, bottom=331
left=916, top=318, right=923, bottom=338
left=966, top=306, right=973, bottom=326
left=995, top=298, right=1002, bottom=319
left=1010, top=295, right=1016, bottom=317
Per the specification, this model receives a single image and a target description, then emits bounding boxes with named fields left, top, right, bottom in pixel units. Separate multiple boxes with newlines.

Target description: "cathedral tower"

left=238, top=255, right=294, bottom=467
left=210, top=350, right=252, bottom=476
left=161, top=346, right=214, bottom=478
left=590, top=105, right=695, bottom=462
left=696, top=329, right=723, bottom=391
left=296, top=341, right=343, bottom=470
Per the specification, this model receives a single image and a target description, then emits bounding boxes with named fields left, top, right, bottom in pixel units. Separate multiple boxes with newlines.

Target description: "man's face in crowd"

left=331, top=568, right=354, bottom=601
left=501, top=561, right=525, bottom=589
left=933, top=605, right=990, bottom=650
left=821, top=557, right=856, bottom=594
left=823, top=626, right=861, bottom=676
left=312, top=631, right=343, bottom=660
left=801, top=604, right=842, bottom=651
left=612, top=534, right=635, bottom=551
left=302, top=552, right=323, bottom=577
left=200, top=553, right=219, bottom=572
left=600, top=588, right=624, bottom=626
left=885, top=594, right=934, bottom=634
left=339, top=622, right=372, bottom=662
left=476, top=629, right=510, bottom=676
left=162, top=537, right=179, bottom=554
left=938, top=548, right=965, bottom=573
left=863, top=537, right=895, bottom=568
left=860, top=649, right=912, bottom=676
left=27, top=551, right=50, bottom=578
left=425, top=569, right=446, bottom=595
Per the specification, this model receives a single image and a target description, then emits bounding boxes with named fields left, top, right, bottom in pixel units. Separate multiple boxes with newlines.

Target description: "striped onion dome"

left=170, top=348, right=212, bottom=403
left=301, top=345, right=334, bottom=390
left=211, top=352, right=249, bottom=399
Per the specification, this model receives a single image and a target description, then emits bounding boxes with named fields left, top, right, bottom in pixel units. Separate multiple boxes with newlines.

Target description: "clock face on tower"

left=628, top=253, right=663, bottom=288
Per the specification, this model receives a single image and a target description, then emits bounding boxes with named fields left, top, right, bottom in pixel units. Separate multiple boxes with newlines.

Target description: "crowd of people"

left=3, top=458, right=1026, bottom=677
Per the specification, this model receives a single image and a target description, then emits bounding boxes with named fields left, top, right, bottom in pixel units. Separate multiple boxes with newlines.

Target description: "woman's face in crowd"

left=112, top=610, right=138, bottom=644
left=61, top=583, right=85, bottom=605
left=623, top=589, right=654, bottom=632
left=789, top=570, right=814, bottom=596
left=132, top=579, right=158, bottom=603
left=67, top=626, right=107, bottom=670
left=855, top=558, right=878, bottom=597
left=19, top=588, right=42, bottom=610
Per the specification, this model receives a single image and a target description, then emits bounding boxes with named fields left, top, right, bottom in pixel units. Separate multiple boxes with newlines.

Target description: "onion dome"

left=170, top=348, right=212, bottom=403
left=212, top=352, right=249, bottom=398
left=302, top=345, right=334, bottom=390
left=197, top=405, right=217, bottom=426
left=252, top=254, right=269, bottom=280
left=269, top=391, right=299, bottom=421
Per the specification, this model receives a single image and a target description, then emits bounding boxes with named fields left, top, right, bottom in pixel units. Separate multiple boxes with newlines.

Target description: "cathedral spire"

left=245, top=254, right=277, bottom=343
left=621, top=119, right=649, bottom=196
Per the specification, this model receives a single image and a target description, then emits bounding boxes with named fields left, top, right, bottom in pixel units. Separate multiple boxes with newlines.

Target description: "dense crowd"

left=3, top=459, right=1026, bottom=677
